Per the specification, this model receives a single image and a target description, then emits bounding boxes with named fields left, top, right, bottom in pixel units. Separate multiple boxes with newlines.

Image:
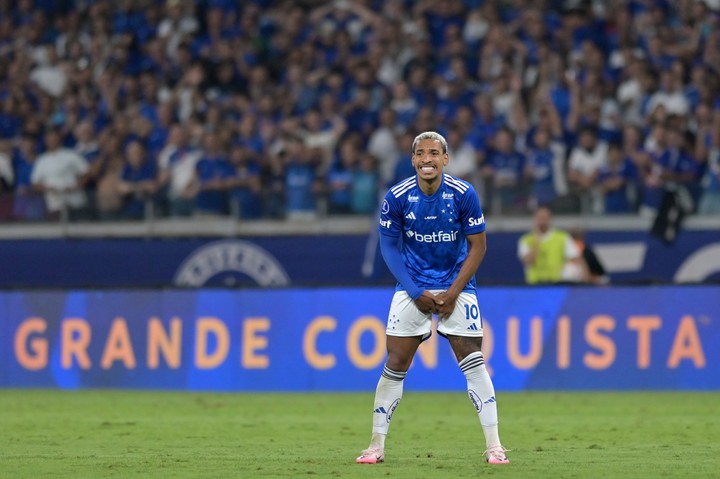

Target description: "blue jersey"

left=379, top=174, right=486, bottom=293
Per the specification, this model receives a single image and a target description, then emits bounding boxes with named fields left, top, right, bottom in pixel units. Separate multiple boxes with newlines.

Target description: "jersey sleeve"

left=459, top=185, right=486, bottom=235
left=378, top=190, right=402, bottom=237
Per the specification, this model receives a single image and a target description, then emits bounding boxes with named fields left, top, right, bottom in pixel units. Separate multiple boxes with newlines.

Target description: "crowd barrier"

left=2, top=286, right=717, bottom=391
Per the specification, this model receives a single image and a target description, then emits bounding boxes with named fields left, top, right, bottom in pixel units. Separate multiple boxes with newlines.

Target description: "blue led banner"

left=1, top=230, right=720, bottom=288
left=1, top=287, right=718, bottom=391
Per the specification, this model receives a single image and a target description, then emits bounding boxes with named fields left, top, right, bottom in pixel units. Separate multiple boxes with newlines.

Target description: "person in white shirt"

left=645, top=68, right=689, bottom=118
left=567, top=126, right=608, bottom=214
left=31, top=129, right=89, bottom=219
left=157, top=124, right=202, bottom=216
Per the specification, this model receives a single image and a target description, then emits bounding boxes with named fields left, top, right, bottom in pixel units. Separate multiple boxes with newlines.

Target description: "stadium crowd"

left=0, top=0, right=718, bottom=222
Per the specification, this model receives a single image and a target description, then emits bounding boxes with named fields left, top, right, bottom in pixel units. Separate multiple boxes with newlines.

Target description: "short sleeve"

left=378, top=191, right=402, bottom=237
left=460, top=186, right=486, bottom=235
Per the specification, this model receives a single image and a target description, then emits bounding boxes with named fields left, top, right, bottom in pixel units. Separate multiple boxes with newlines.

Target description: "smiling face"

left=412, top=138, right=448, bottom=187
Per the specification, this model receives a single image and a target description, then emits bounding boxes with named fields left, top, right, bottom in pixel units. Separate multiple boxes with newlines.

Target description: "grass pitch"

left=0, top=390, right=718, bottom=478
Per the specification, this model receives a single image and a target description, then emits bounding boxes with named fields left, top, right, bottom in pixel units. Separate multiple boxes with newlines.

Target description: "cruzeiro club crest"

left=174, top=239, right=290, bottom=287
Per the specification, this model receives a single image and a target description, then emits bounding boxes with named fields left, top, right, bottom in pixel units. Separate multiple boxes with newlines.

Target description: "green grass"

left=0, top=390, right=718, bottom=478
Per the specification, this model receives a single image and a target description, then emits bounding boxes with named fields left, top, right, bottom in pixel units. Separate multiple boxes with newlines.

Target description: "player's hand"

left=415, top=291, right=439, bottom=315
left=433, top=291, right=457, bottom=319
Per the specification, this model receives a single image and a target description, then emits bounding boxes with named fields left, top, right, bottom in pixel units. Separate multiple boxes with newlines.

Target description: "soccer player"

left=356, top=131, right=509, bottom=465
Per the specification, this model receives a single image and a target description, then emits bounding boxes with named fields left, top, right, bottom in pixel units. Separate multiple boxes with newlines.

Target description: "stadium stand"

left=0, top=0, right=718, bottom=225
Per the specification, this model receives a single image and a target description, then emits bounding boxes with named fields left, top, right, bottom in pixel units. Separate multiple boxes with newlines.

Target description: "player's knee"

left=385, top=354, right=413, bottom=373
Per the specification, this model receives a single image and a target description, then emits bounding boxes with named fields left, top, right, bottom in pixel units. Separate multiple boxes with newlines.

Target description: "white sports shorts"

left=386, top=290, right=483, bottom=338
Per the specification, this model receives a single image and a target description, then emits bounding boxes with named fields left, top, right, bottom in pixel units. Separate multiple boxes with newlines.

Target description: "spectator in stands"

left=661, top=126, right=703, bottom=207
left=517, top=205, right=582, bottom=285
left=524, top=128, right=567, bottom=210
left=0, top=0, right=717, bottom=225
left=157, top=124, right=202, bottom=217
left=389, top=81, right=419, bottom=130
left=72, top=120, right=103, bottom=213
left=262, top=144, right=287, bottom=220
left=445, top=123, right=479, bottom=182
left=637, top=123, right=668, bottom=217
left=300, top=109, right=346, bottom=176
left=639, top=122, right=700, bottom=216
left=157, top=0, right=199, bottom=60
left=367, top=107, right=401, bottom=188
left=117, top=140, right=158, bottom=219
left=351, top=152, right=379, bottom=215
left=95, top=158, right=125, bottom=221
left=228, top=144, right=263, bottom=219
left=193, top=131, right=235, bottom=216
left=598, top=142, right=638, bottom=214
left=690, top=101, right=716, bottom=203
left=645, top=67, right=690, bottom=120
left=326, top=138, right=358, bottom=215
left=11, top=134, right=45, bottom=221
left=698, top=147, right=720, bottom=215
left=30, top=128, right=89, bottom=220
left=284, top=138, right=323, bottom=220
left=567, top=126, right=608, bottom=214
left=482, top=127, right=527, bottom=215
left=391, top=131, right=418, bottom=186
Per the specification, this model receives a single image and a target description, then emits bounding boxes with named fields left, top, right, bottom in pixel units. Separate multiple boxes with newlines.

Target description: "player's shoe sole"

left=356, top=448, right=384, bottom=464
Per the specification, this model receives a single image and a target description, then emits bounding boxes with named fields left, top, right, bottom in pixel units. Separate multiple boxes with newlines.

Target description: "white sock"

left=369, top=365, right=406, bottom=449
left=459, top=351, right=501, bottom=449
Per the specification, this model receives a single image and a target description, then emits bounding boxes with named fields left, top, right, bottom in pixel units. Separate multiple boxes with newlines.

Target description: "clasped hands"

left=415, top=290, right=457, bottom=319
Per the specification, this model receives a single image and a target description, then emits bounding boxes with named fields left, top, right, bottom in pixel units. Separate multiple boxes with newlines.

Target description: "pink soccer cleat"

left=356, top=447, right=384, bottom=464
left=484, top=445, right=510, bottom=464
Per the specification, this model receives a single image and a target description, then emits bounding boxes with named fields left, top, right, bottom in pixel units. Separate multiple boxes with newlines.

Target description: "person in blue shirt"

left=227, top=144, right=262, bottom=219
left=482, top=127, right=526, bottom=214
left=356, top=132, right=509, bottom=466
left=325, top=139, right=357, bottom=215
left=525, top=128, right=566, bottom=209
left=598, top=142, right=638, bottom=214
left=350, top=152, right=379, bottom=215
left=193, top=132, right=235, bottom=215
left=117, top=140, right=158, bottom=219
left=11, top=135, right=45, bottom=220
left=284, top=139, right=322, bottom=219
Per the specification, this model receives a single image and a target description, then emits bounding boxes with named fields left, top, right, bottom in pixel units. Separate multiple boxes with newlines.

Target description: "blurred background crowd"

left=0, top=0, right=718, bottom=222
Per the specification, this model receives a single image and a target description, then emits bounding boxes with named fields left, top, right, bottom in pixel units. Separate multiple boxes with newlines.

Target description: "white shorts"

left=386, top=290, right=483, bottom=338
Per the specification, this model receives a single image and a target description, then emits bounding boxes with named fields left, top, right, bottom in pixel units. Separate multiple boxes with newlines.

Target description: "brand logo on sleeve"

left=468, top=215, right=485, bottom=227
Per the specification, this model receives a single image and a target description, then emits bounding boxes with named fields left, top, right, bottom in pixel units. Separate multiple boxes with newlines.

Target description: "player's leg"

left=357, top=291, right=431, bottom=464
left=440, top=293, right=509, bottom=464
left=357, top=335, right=422, bottom=464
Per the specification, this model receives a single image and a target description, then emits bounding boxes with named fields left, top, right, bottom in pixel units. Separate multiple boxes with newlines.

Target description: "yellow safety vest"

left=520, top=230, right=570, bottom=284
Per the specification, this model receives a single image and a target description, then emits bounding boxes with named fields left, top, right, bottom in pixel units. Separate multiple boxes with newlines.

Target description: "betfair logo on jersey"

left=468, top=215, right=485, bottom=227
left=405, top=230, right=458, bottom=242
left=380, top=219, right=392, bottom=228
